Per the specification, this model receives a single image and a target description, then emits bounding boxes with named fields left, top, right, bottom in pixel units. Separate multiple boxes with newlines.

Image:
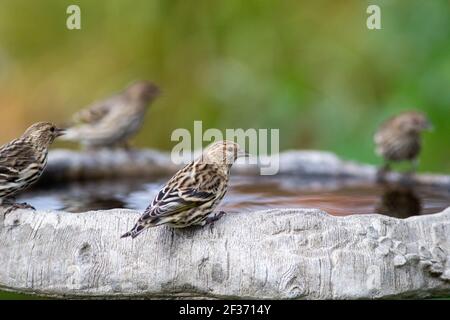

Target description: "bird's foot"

left=3, top=202, right=35, bottom=216
left=405, top=160, right=419, bottom=176
left=376, top=163, right=391, bottom=183
left=111, top=141, right=134, bottom=151
left=205, top=211, right=226, bottom=226
left=121, top=141, right=133, bottom=150
left=404, top=170, right=417, bottom=178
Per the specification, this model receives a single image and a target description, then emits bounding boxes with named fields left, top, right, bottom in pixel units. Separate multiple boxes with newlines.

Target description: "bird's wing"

left=143, top=162, right=225, bottom=218
left=121, top=185, right=217, bottom=238
left=141, top=185, right=216, bottom=220
left=121, top=163, right=226, bottom=238
left=71, top=95, right=122, bottom=125
left=0, top=140, right=37, bottom=183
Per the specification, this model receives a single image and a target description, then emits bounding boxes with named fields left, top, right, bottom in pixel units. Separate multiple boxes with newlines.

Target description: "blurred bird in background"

left=121, top=140, right=248, bottom=239
left=0, top=122, right=65, bottom=214
left=62, top=81, right=160, bottom=149
left=374, top=111, right=433, bottom=174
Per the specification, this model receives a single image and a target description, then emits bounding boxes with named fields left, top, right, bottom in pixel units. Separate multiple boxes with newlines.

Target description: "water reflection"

left=18, top=176, right=450, bottom=219
left=375, top=186, right=422, bottom=218
left=61, top=196, right=127, bottom=213
left=21, top=178, right=164, bottom=212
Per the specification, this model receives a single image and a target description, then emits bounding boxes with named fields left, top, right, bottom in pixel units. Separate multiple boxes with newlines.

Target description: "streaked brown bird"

left=374, top=111, right=432, bottom=172
left=0, top=122, right=65, bottom=213
left=121, top=140, right=248, bottom=239
left=62, top=81, right=160, bottom=149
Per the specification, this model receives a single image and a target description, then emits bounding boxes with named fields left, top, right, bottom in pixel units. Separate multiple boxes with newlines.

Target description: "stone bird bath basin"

left=0, top=149, right=449, bottom=299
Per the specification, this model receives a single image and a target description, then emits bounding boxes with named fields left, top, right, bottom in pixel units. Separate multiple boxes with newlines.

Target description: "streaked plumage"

left=374, top=111, right=432, bottom=170
left=62, top=81, right=160, bottom=148
left=121, top=140, right=247, bottom=239
left=0, top=122, right=65, bottom=211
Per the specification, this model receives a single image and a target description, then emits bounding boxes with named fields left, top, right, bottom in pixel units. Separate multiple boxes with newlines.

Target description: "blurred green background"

left=0, top=0, right=449, bottom=172
left=0, top=0, right=449, bottom=300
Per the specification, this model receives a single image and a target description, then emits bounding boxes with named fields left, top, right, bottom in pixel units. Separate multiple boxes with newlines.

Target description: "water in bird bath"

left=18, top=175, right=450, bottom=218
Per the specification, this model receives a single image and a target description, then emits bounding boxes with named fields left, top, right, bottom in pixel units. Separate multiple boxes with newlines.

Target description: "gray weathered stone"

left=0, top=207, right=449, bottom=299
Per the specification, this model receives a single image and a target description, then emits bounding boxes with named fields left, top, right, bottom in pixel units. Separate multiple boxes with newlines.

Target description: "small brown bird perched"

left=62, top=81, right=160, bottom=149
left=374, top=111, right=432, bottom=172
left=0, top=122, right=65, bottom=213
left=121, top=140, right=248, bottom=239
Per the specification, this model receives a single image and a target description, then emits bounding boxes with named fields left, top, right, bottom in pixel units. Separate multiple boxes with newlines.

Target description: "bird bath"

left=1, top=148, right=450, bottom=299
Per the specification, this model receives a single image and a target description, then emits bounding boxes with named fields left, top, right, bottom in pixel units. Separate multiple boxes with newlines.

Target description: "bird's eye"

left=50, top=127, right=55, bottom=133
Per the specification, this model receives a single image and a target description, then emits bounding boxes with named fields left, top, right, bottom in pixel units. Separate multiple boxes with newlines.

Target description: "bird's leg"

left=123, top=141, right=132, bottom=150
left=2, top=198, right=35, bottom=216
left=108, top=140, right=133, bottom=151
left=381, top=162, right=391, bottom=173
left=376, top=162, right=391, bottom=183
left=117, top=141, right=133, bottom=151
left=407, top=159, right=419, bottom=175
left=1, top=197, right=14, bottom=216
left=204, top=211, right=226, bottom=226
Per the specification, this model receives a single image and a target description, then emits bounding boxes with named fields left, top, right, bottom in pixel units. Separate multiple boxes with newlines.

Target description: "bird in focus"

left=121, top=140, right=248, bottom=239
left=0, top=122, right=65, bottom=213
left=374, top=111, right=432, bottom=173
left=62, top=80, right=160, bottom=149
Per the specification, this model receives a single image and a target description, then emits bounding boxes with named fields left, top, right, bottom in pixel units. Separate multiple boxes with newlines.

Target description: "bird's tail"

left=121, top=223, right=146, bottom=239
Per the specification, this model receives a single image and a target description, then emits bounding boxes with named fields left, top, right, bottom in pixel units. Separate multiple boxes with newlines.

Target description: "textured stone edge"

left=0, top=207, right=449, bottom=299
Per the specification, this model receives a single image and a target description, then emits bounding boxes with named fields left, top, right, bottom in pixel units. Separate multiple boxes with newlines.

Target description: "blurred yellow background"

left=0, top=0, right=449, bottom=172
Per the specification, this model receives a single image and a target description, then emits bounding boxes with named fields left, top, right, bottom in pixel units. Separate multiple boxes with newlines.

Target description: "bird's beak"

left=148, top=85, right=162, bottom=99
left=56, top=128, right=66, bottom=137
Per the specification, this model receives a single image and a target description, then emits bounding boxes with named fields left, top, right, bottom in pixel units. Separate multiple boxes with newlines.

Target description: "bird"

left=61, top=80, right=160, bottom=149
left=374, top=111, right=432, bottom=173
left=0, top=122, right=65, bottom=213
left=121, top=140, right=248, bottom=239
